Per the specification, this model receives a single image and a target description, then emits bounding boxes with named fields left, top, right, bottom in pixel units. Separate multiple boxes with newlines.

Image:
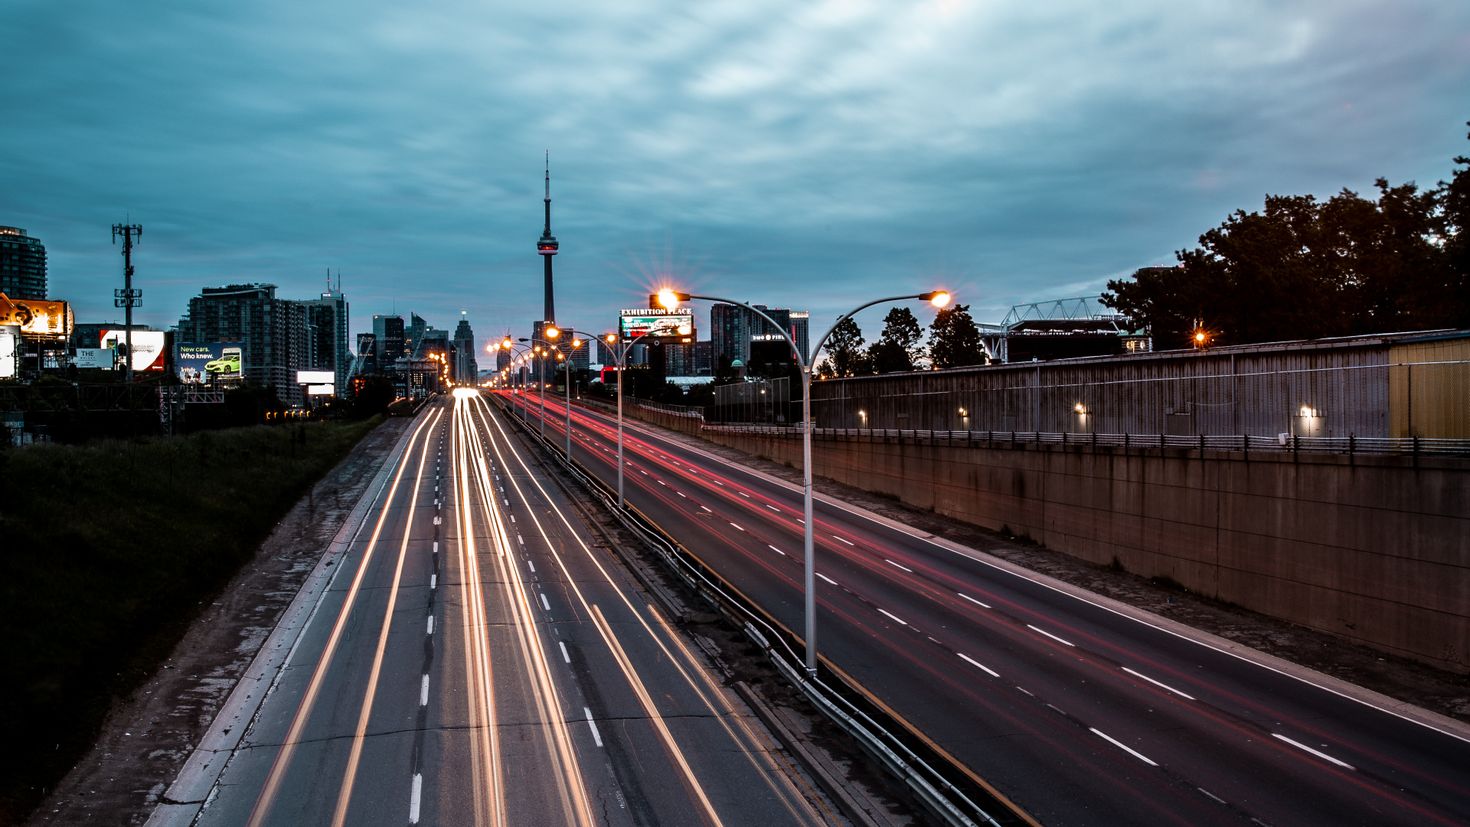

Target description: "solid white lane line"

left=730, top=522, right=745, bottom=531
left=1091, top=728, right=1159, bottom=766
left=885, top=559, right=913, bottom=573
left=426, top=615, right=434, bottom=635
left=420, top=675, right=430, bottom=706
left=1027, top=624, right=1075, bottom=647
left=527, top=559, right=536, bottom=573
left=1272, top=733, right=1355, bottom=769
left=878, top=608, right=908, bottom=625
left=957, top=592, right=991, bottom=609
left=1123, top=666, right=1196, bottom=701
left=559, top=641, right=571, bottom=664
left=832, top=535, right=855, bottom=546
left=958, top=653, right=1000, bottom=677
left=409, top=773, right=423, bottom=824
left=1198, top=787, right=1226, bottom=805
left=539, top=593, right=551, bottom=612
left=816, top=572, right=837, bottom=585
left=584, top=708, right=603, bottom=747
left=768, top=545, right=786, bottom=556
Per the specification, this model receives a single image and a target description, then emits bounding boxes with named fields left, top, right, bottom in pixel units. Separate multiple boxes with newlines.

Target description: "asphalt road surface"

left=505, top=389, right=1470, bottom=827
left=156, top=394, right=842, bottom=826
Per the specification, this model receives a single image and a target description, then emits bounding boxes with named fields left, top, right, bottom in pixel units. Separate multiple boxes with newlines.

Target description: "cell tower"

left=111, top=221, right=143, bottom=382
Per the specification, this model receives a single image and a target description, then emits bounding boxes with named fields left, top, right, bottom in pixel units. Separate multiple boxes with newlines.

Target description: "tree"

left=928, top=304, right=987, bottom=369
left=1105, top=127, right=1470, bottom=347
left=819, top=316, right=869, bottom=378
left=867, top=307, right=924, bottom=374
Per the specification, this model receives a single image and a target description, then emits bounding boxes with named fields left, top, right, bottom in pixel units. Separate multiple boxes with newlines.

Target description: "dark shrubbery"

left=0, top=418, right=381, bottom=821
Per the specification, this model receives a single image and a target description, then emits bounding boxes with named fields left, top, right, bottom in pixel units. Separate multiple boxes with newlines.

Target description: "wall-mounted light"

left=1299, top=405, right=1320, bottom=418
left=958, top=407, right=969, bottom=417
left=1073, top=402, right=1089, bottom=415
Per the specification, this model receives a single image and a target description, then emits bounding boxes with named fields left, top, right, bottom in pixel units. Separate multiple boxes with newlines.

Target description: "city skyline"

left=2, top=2, right=1466, bottom=348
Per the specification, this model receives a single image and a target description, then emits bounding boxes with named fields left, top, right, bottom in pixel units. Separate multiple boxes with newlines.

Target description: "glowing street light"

left=658, top=287, right=951, bottom=676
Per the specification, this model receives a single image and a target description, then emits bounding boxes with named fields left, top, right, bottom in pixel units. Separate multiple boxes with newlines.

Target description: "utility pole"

left=112, top=222, right=143, bottom=382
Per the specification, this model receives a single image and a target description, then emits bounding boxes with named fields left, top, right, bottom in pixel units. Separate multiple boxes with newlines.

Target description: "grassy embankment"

left=0, top=419, right=382, bottom=822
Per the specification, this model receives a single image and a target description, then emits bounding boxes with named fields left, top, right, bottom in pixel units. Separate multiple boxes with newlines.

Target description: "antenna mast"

left=111, top=222, right=143, bottom=382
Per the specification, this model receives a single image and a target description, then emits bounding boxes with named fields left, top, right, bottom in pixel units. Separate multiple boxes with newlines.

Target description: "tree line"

left=1104, top=122, right=1470, bottom=347
left=815, top=303, right=990, bottom=378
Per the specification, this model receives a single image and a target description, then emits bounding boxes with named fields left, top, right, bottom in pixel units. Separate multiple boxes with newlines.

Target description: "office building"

left=0, top=226, right=47, bottom=300
left=710, top=302, right=807, bottom=366
left=302, top=284, right=350, bottom=396
left=373, top=314, right=406, bottom=367
left=452, top=313, right=478, bottom=383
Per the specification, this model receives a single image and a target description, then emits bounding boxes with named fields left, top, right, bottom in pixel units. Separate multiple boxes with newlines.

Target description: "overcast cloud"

left=3, top=0, right=1467, bottom=349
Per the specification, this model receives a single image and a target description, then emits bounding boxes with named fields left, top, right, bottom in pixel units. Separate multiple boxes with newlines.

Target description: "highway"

left=505, top=389, right=1470, bottom=826
left=163, top=393, right=840, bottom=826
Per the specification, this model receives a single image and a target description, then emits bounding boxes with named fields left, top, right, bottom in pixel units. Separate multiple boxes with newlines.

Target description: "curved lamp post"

left=519, top=327, right=562, bottom=438
left=491, top=339, right=536, bottom=422
left=657, top=288, right=951, bottom=676
left=601, top=326, right=659, bottom=510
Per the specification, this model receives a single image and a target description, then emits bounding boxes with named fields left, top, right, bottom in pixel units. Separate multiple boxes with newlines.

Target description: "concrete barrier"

left=624, top=406, right=1470, bottom=672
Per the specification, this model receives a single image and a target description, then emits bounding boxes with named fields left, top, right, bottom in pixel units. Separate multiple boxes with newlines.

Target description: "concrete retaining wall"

left=628, top=406, right=1469, bottom=671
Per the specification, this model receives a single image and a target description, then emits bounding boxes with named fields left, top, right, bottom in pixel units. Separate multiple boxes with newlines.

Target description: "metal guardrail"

left=491, top=394, right=1009, bottom=827
left=702, top=423, right=1470, bottom=457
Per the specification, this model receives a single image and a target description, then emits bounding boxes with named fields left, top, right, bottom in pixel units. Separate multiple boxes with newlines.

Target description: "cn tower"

left=537, top=151, right=558, bottom=324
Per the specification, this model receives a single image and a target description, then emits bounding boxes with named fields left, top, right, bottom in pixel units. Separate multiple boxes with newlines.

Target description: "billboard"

left=101, top=329, right=166, bottom=373
left=297, top=370, right=335, bottom=384
left=619, top=309, right=695, bottom=343
left=74, top=348, right=114, bottom=369
left=176, top=342, right=243, bottom=384
left=306, top=384, right=335, bottom=396
left=0, top=294, right=72, bottom=338
left=0, top=326, right=17, bottom=378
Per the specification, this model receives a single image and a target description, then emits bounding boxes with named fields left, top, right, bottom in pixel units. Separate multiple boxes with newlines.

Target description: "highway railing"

left=703, top=423, right=1470, bottom=457
left=490, top=393, right=1013, bottom=827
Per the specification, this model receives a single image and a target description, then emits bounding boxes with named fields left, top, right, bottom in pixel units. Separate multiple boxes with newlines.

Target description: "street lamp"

left=520, top=336, right=563, bottom=438
left=602, top=326, right=660, bottom=510
left=659, top=287, right=951, bottom=676
left=545, top=329, right=597, bottom=462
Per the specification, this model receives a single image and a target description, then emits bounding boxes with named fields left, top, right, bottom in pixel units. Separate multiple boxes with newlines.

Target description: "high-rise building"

left=177, top=284, right=306, bottom=405
left=0, top=226, right=47, bottom=300
left=302, top=281, right=349, bottom=396
left=789, top=311, right=810, bottom=362
left=693, top=340, right=713, bottom=375
left=452, top=312, right=478, bottom=383
left=408, top=313, right=428, bottom=356
left=710, top=302, right=807, bottom=366
left=373, top=314, right=406, bottom=367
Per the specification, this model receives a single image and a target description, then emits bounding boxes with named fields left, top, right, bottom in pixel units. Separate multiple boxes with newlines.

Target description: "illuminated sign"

left=101, top=329, right=166, bottom=372
left=618, top=309, right=695, bottom=343
left=297, top=370, right=335, bottom=384
left=0, top=326, right=17, bottom=378
left=75, top=348, right=114, bottom=370
left=177, top=342, right=242, bottom=383
left=307, top=384, right=336, bottom=396
left=0, top=293, right=72, bottom=338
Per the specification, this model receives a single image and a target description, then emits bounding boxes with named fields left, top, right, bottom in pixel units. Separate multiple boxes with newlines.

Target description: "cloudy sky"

left=4, top=0, right=1467, bottom=351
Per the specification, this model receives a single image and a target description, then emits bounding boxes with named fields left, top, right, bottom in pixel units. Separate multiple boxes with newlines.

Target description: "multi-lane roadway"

left=506, top=389, right=1470, bottom=826
left=155, top=393, right=841, bottom=826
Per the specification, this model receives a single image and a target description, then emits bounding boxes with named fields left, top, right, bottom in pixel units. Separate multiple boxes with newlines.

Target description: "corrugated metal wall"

left=811, top=335, right=1469, bottom=438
